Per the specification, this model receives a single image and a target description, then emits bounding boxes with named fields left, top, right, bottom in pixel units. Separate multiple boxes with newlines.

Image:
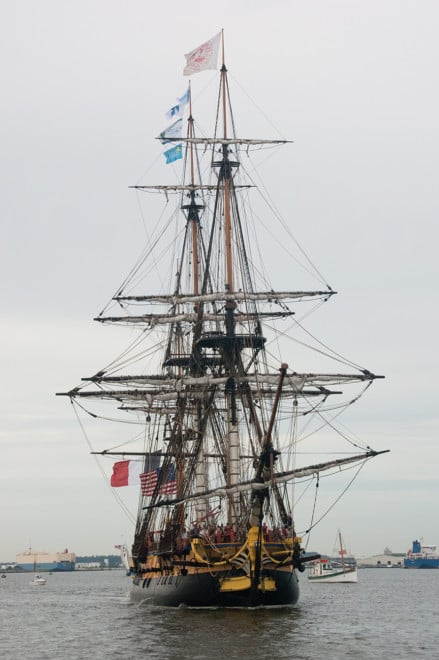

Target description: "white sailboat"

left=309, top=531, right=358, bottom=583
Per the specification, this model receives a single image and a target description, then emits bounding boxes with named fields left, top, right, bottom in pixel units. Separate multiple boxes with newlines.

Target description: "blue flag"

left=164, top=143, right=182, bottom=164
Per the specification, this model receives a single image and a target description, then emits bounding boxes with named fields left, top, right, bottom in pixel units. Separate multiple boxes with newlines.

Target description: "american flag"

left=140, top=464, right=176, bottom=496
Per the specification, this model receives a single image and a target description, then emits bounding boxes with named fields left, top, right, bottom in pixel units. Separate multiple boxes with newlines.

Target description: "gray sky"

left=1, top=0, right=438, bottom=560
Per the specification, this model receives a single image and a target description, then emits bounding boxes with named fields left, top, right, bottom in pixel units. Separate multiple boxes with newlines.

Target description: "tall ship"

left=16, top=549, right=75, bottom=572
left=404, top=540, right=439, bottom=568
left=58, top=32, right=387, bottom=607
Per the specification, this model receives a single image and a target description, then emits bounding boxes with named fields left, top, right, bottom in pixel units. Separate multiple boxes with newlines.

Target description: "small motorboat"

left=30, top=574, right=46, bottom=585
left=308, top=530, right=358, bottom=583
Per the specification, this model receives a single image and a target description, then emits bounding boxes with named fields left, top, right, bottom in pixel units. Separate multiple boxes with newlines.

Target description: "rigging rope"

left=71, top=400, right=136, bottom=525
left=300, top=460, right=368, bottom=538
left=303, top=474, right=320, bottom=550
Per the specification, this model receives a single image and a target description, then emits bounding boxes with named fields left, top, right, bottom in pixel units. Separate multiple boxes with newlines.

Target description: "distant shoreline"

left=1, top=567, right=125, bottom=574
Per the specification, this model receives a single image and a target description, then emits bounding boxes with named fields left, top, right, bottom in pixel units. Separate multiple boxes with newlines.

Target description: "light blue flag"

left=164, top=143, right=182, bottom=164
left=165, top=88, right=190, bottom=120
left=166, top=104, right=182, bottom=120
left=159, top=118, right=183, bottom=145
left=178, top=87, right=190, bottom=106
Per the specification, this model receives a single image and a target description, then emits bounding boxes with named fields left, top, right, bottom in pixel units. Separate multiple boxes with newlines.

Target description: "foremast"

left=185, top=83, right=207, bottom=524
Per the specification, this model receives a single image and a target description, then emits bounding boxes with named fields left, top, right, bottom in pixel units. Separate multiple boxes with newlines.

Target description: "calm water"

left=0, top=569, right=437, bottom=659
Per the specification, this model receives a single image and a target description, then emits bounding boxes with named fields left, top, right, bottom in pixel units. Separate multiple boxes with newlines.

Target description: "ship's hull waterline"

left=130, top=568, right=299, bottom=607
left=16, top=562, right=75, bottom=572
left=308, top=567, right=358, bottom=583
left=404, top=558, right=439, bottom=569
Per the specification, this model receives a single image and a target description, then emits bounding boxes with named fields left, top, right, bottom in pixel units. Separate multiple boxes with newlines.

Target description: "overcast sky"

left=1, top=0, right=438, bottom=561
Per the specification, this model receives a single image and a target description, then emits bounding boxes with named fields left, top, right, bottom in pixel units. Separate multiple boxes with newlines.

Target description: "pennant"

left=183, top=32, right=221, bottom=76
left=164, top=143, right=182, bottom=164
left=110, top=460, right=143, bottom=487
left=140, top=464, right=177, bottom=496
left=159, top=118, right=183, bottom=145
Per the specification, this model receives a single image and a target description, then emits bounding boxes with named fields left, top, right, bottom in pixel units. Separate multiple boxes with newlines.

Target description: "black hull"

left=130, top=569, right=299, bottom=608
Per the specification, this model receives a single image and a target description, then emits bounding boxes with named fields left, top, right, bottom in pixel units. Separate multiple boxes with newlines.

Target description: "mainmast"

left=216, top=34, right=241, bottom=525
left=221, top=33, right=234, bottom=296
